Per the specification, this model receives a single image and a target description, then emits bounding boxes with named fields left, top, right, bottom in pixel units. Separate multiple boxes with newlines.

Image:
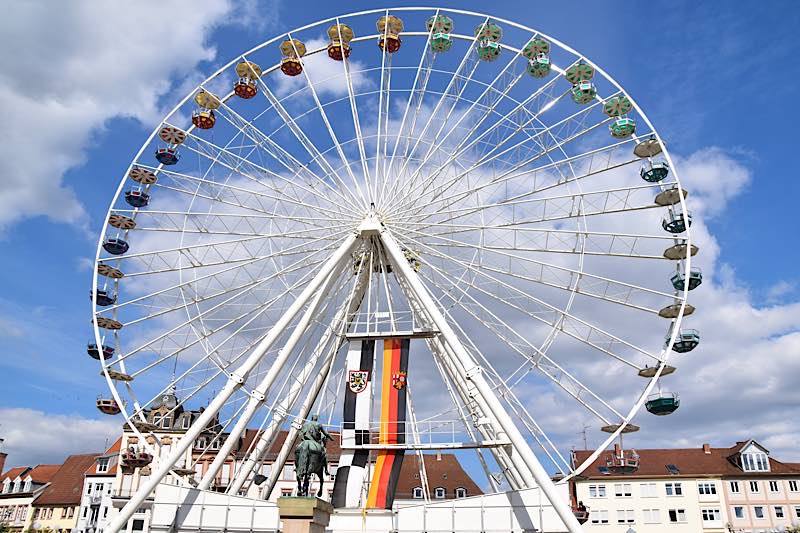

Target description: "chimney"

left=0, top=452, right=6, bottom=475
left=614, top=443, right=621, bottom=457
left=702, top=443, right=711, bottom=455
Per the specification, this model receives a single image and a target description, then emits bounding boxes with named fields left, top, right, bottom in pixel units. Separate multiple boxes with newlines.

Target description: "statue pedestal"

left=277, top=497, right=333, bottom=533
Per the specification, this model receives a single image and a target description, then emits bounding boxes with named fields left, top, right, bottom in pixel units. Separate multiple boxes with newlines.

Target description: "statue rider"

left=299, top=414, right=332, bottom=475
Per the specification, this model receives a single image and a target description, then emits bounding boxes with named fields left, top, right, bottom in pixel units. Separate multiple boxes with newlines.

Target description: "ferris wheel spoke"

left=139, top=164, right=352, bottom=222
left=388, top=135, right=644, bottom=225
left=392, top=225, right=675, bottom=310
left=382, top=15, right=438, bottom=198
left=391, top=40, right=483, bottom=197
left=398, top=231, right=660, bottom=365
left=244, top=65, right=368, bottom=211
left=99, top=226, right=349, bottom=269
left=252, top=49, right=370, bottom=210
left=113, top=209, right=350, bottom=229
left=330, top=20, right=373, bottom=201
left=385, top=45, right=567, bottom=209
left=115, top=242, right=339, bottom=371
left=391, top=94, right=618, bottom=219
left=205, top=93, right=363, bottom=216
left=386, top=19, right=485, bottom=192
left=413, top=261, right=623, bottom=422
left=374, top=9, right=395, bottom=201
left=450, top=316, right=577, bottom=474
left=406, top=222, right=678, bottom=261
left=165, top=123, right=350, bottom=217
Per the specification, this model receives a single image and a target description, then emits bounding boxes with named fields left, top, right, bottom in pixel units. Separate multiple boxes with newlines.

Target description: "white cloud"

left=0, top=0, right=270, bottom=231
left=0, top=408, right=120, bottom=468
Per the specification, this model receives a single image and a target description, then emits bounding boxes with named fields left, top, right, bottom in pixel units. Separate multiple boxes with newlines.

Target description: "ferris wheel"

left=90, top=8, right=699, bottom=532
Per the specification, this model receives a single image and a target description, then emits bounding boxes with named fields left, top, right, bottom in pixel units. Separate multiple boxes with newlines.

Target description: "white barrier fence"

left=147, top=483, right=570, bottom=533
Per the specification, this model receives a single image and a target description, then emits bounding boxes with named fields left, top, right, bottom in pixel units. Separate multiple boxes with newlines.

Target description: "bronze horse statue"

left=294, top=415, right=332, bottom=497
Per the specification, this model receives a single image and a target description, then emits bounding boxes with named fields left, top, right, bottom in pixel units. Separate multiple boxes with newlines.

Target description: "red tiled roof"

left=395, top=453, right=483, bottom=500
left=0, top=466, right=30, bottom=483
left=34, top=454, right=99, bottom=506
left=86, top=437, right=122, bottom=476
left=573, top=442, right=800, bottom=479
left=26, top=464, right=61, bottom=484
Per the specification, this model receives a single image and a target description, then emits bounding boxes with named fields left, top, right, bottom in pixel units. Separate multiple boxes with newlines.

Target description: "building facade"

left=0, top=464, right=61, bottom=531
left=572, top=441, right=800, bottom=533
left=75, top=438, right=122, bottom=533
left=31, top=453, right=99, bottom=533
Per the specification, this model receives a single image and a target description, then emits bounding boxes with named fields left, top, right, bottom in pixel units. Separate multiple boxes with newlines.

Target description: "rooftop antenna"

left=580, top=424, right=590, bottom=450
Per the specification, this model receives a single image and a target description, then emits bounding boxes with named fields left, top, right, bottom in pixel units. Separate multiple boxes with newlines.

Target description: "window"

left=642, top=509, right=660, bottom=524
left=131, top=519, right=145, bottom=532
left=665, top=482, right=682, bottom=496
left=68, top=507, right=74, bottom=519
left=734, top=506, right=745, bottom=519
left=616, top=509, right=634, bottom=524
left=742, top=451, right=770, bottom=472
left=640, top=483, right=657, bottom=497
left=729, top=481, right=740, bottom=493
left=666, top=464, right=680, bottom=475
left=754, top=506, right=765, bottom=519
left=668, top=509, right=686, bottom=523
left=749, top=480, right=760, bottom=493
left=2, top=480, right=9, bottom=494
left=281, top=489, right=292, bottom=497
left=794, top=505, right=800, bottom=518
left=97, top=457, right=110, bottom=473
left=588, top=484, right=606, bottom=498
left=597, top=466, right=610, bottom=475
left=774, top=506, right=785, bottom=518
left=769, top=480, right=779, bottom=492
left=182, top=417, right=191, bottom=429
left=62, top=508, right=68, bottom=519
left=411, top=487, right=423, bottom=499
left=789, top=480, right=799, bottom=492
left=701, top=508, right=721, bottom=522
left=590, top=510, right=609, bottom=525
left=455, top=487, right=467, bottom=498
left=23, top=480, right=32, bottom=492
left=614, top=483, right=632, bottom=497
left=434, top=487, right=446, bottom=499
left=698, top=482, right=717, bottom=495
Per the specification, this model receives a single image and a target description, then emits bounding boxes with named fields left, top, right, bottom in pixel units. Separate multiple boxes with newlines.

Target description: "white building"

left=75, top=438, right=122, bottom=533
left=572, top=441, right=800, bottom=533
left=572, top=443, right=729, bottom=532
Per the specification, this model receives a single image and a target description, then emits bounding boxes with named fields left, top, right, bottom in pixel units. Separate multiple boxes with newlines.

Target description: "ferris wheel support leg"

left=105, top=234, right=358, bottom=533
left=380, top=229, right=584, bottom=533
left=393, top=272, right=524, bottom=490
left=229, top=269, right=370, bottom=495
left=198, top=263, right=344, bottom=491
left=427, top=332, right=525, bottom=491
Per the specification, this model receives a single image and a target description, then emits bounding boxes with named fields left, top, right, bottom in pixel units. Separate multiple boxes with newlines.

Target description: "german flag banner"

left=332, top=339, right=374, bottom=508
left=366, top=338, right=409, bottom=509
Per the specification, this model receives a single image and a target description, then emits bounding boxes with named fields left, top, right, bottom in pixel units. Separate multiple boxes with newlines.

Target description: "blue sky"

left=1, top=0, right=799, bottom=471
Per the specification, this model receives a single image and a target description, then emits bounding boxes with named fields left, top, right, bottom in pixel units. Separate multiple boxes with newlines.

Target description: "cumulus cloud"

left=0, top=408, right=120, bottom=468
left=0, top=0, right=273, bottom=231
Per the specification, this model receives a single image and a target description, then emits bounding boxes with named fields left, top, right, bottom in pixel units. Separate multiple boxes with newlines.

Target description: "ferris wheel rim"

left=90, top=6, right=694, bottom=488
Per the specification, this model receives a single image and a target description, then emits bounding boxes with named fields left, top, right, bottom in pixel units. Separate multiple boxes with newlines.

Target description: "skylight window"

left=666, top=464, right=680, bottom=475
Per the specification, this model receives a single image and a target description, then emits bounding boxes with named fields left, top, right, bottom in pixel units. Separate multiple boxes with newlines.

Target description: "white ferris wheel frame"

left=91, top=7, right=694, bottom=533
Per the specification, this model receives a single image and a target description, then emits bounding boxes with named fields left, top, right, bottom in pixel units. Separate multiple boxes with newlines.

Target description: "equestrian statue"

left=294, top=414, right=332, bottom=497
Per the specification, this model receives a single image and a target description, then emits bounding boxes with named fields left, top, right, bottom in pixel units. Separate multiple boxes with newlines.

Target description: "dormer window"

left=23, top=480, right=32, bottom=492
left=742, top=451, right=770, bottom=472
left=2, top=479, right=10, bottom=493
left=97, top=456, right=110, bottom=473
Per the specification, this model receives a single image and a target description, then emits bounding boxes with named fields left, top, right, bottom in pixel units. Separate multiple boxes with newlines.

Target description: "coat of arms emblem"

left=392, top=371, right=407, bottom=390
left=348, top=370, right=369, bottom=394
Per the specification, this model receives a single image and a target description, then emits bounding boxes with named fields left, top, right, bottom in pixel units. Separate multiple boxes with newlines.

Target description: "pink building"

left=721, top=440, right=800, bottom=532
